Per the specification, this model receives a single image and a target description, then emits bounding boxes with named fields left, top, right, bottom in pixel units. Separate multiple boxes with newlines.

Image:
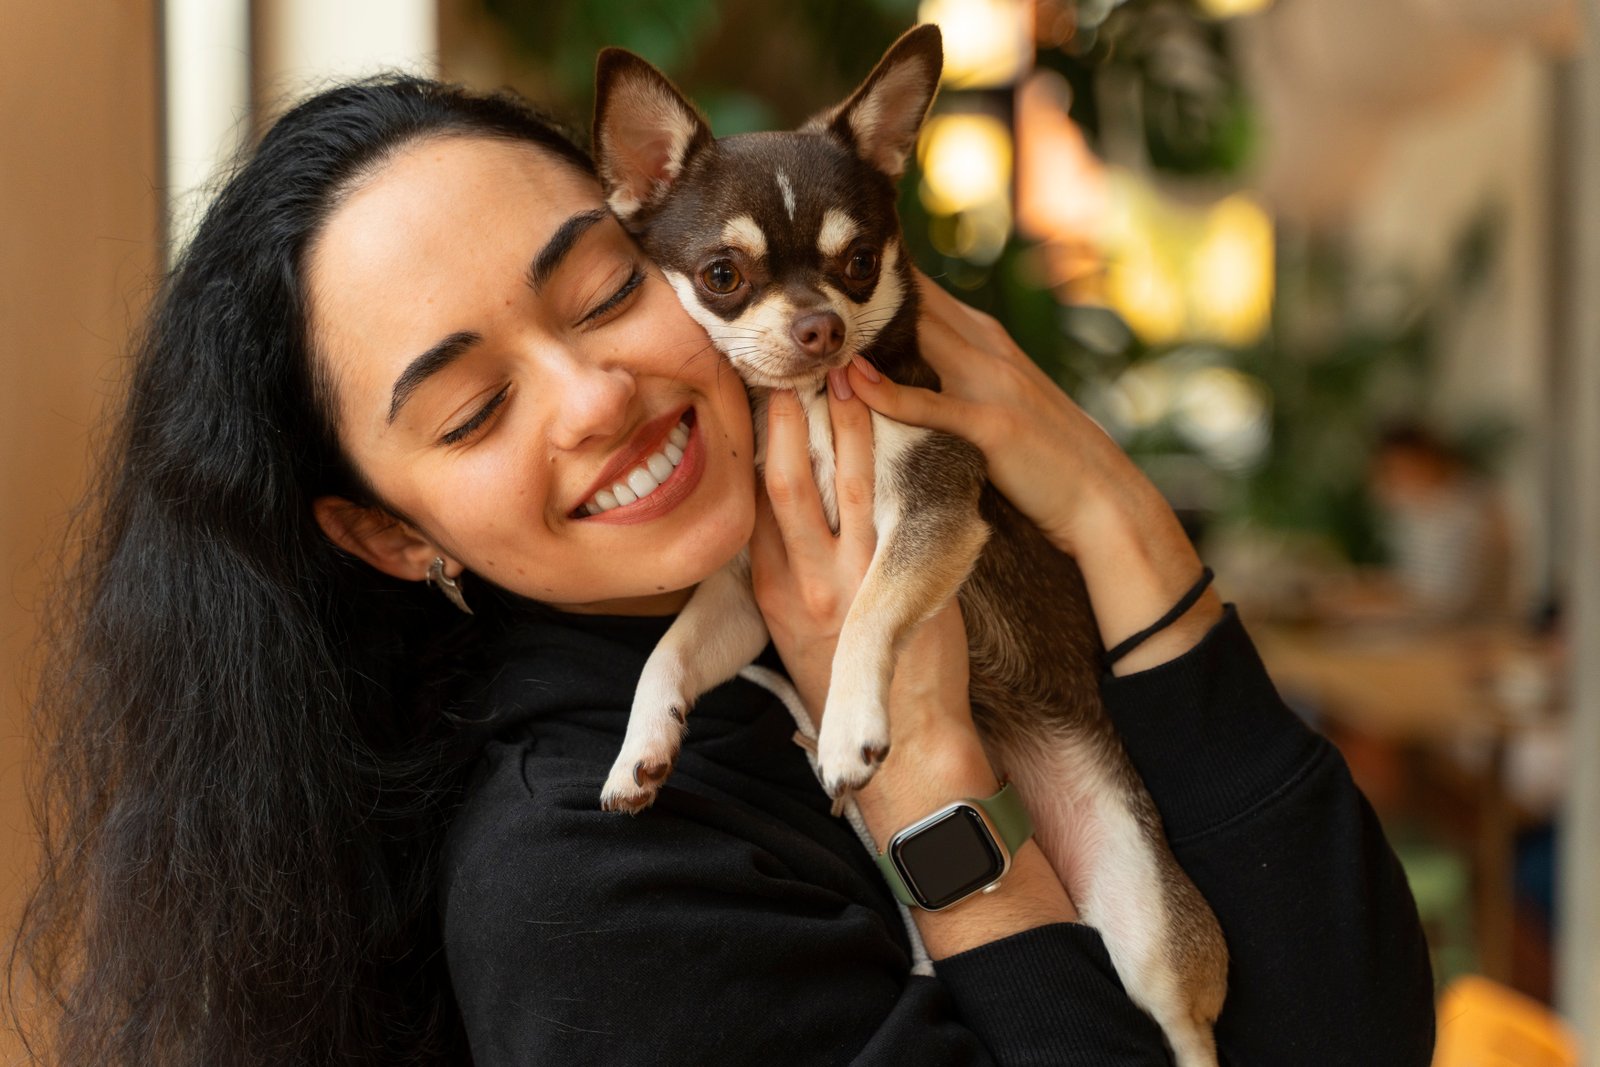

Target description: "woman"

left=12, top=76, right=1433, bottom=1064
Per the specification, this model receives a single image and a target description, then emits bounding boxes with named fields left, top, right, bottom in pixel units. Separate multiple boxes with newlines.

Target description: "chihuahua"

left=590, top=25, right=1227, bottom=1066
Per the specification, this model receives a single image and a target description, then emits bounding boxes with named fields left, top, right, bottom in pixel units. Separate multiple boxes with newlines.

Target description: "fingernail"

left=828, top=367, right=853, bottom=401
left=851, top=354, right=882, bottom=384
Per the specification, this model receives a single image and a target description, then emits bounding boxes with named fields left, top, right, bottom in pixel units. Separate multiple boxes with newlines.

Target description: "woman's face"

left=307, top=135, right=756, bottom=615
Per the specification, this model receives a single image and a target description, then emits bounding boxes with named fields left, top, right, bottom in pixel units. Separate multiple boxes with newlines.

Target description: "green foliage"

left=1076, top=0, right=1258, bottom=176
left=484, top=0, right=721, bottom=95
left=482, top=0, right=922, bottom=124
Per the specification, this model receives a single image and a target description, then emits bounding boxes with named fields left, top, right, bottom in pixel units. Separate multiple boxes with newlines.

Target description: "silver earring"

left=426, top=556, right=473, bottom=615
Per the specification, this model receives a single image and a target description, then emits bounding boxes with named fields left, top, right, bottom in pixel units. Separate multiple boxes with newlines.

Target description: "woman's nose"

left=546, top=349, right=635, bottom=452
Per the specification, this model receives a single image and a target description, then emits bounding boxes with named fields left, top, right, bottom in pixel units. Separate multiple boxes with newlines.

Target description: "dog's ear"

left=807, top=24, right=943, bottom=180
left=593, top=49, right=713, bottom=221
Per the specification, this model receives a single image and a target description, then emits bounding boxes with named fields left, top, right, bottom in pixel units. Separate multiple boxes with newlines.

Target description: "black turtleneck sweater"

left=438, top=601, right=1434, bottom=1065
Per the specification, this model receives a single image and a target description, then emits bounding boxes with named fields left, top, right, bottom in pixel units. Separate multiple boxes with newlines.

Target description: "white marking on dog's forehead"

left=721, top=215, right=767, bottom=260
left=817, top=210, right=860, bottom=259
left=775, top=170, right=797, bottom=221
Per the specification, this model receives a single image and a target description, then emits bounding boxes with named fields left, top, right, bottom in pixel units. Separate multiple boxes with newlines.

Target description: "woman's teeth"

left=581, top=415, right=691, bottom=516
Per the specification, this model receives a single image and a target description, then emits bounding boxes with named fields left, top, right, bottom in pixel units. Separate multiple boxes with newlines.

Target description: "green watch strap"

left=874, top=781, right=1034, bottom=909
left=979, top=780, right=1034, bottom=855
left=875, top=846, right=917, bottom=907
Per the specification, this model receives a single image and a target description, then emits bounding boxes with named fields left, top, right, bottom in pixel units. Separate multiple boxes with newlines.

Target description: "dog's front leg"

left=601, top=549, right=769, bottom=813
left=814, top=421, right=990, bottom=804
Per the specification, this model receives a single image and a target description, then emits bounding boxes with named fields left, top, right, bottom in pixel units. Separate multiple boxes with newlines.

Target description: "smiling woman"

left=304, top=135, right=755, bottom=614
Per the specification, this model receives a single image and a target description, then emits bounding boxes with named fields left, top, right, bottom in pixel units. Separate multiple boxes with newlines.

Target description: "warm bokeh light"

left=917, top=0, right=1033, bottom=87
left=1105, top=237, right=1187, bottom=346
left=1195, top=0, right=1275, bottom=18
left=1106, top=189, right=1274, bottom=347
left=1015, top=69, right=1274, bottom=346
left=918, top=113, right=1015, bottom=264
left=1016, top=71, right=1109, bottom=246
left=950, top=199, right=1014, bottom=264
left=1188, top=195, right=1276, bottom=346
left=919, top=114, right=1013, bottom=215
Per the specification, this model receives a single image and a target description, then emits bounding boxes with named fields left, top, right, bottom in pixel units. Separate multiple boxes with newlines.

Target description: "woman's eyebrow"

left=388, top=330, right=481, bottom=424
left=525, top=208, right=608, bottom=292
left=386, top=208, right=609, bottom=425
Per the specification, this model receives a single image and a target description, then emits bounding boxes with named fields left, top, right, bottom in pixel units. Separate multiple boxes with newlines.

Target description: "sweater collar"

left=447, top=582, right=783, bottom=747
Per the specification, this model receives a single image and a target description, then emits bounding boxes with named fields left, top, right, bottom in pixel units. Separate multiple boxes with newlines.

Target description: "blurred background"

left=3, top=0, right=1598, bottom=1060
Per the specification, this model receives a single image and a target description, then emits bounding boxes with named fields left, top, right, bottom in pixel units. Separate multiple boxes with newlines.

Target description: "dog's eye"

left=701, top=260, right=743, bottom=295
left=845, top=248, right=880, bottom=282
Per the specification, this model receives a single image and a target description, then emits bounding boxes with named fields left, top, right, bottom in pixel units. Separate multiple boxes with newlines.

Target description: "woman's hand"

left=748, top=386, right=875, bottom=722
left=749, top=383, right=972, bottom=743
left=843, top=271, right=1144, bottom=557
left=845, top=272, right=1223, bottom=675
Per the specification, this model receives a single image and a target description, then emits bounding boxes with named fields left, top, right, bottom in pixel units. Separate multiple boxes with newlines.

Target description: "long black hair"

left=9, top=76, right=593, bottom=1065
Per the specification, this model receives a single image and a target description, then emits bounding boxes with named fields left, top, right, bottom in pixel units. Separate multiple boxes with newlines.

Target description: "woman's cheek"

left=452, top=432, right=557, bottom=552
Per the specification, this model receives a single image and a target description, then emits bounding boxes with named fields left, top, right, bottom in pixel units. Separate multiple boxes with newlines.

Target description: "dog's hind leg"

left=997, top=730, right=1227, bottom=1067
left=601, top=549, right=769, bottom=813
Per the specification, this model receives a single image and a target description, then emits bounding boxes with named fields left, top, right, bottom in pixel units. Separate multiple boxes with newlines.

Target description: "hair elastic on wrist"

left=1103, top=566, right=1215, bottom=669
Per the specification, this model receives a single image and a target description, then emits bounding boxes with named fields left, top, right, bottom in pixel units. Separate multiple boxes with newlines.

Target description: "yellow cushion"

left=1433, top=976, right=1579, bottom=1067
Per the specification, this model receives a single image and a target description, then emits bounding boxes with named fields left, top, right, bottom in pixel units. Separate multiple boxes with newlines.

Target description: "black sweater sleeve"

left=1101, top=606, right=1437, bottom=1064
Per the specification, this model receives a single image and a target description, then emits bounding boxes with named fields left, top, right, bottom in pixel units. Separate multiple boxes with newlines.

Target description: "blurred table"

left=1252, top=619, right=1550, bottom=985
left=1253, top=622, right=1526, bottom=741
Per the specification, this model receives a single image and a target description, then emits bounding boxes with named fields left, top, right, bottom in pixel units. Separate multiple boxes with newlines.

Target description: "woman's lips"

left=575, top=407, right=704, bottom=526
left=575, top=406, right=690, bottom=507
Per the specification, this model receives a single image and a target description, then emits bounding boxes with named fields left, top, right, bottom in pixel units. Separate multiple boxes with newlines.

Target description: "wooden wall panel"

left=0, top=2, right=161, bottom=1054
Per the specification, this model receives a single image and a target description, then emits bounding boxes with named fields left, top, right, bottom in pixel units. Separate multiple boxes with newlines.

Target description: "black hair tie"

left=1104, top=566, right=1215, bottom=669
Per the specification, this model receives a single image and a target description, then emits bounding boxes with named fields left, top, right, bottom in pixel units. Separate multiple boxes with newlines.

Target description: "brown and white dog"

left=590, top=26, right=1228, bottom=1066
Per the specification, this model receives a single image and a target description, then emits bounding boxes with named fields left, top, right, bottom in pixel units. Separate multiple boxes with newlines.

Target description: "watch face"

left=891, top=805, right=1006, bottom=910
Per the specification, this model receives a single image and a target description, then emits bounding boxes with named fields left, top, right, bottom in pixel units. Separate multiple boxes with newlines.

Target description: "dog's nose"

left=791, top=311, right=846, bottom=360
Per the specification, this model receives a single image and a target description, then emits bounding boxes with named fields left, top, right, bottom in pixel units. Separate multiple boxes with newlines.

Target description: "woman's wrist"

left=852, top=727, right=999, bottom=838
left=852, top=723, right=1080, bottom=958
left=1066, top=478, right=1224, bottom=676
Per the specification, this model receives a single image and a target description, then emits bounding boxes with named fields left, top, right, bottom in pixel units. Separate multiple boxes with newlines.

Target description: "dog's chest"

left=750, top=387, right=932, bottom=537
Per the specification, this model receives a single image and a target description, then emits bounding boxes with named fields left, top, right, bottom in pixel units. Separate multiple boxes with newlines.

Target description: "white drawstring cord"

left=739, top=664, right=934, bottom=977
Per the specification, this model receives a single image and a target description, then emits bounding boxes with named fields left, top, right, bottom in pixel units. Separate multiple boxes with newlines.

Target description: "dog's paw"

left=600, top=754, right=677, bottom=814
left=815, top=696, right=891, bottom=803
left=599, top=696, right=690, bottom=814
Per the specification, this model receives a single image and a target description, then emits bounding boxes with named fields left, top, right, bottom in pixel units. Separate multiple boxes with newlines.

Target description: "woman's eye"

left=700, top=259, right=743, bottom=295
left=441, top=384, right=510, bottom=445
left=581, top=266, right=645, bottom=325
left=845, top=247, right=880, bottom=282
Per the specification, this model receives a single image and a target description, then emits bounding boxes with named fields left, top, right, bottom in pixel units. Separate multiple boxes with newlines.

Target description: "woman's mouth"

left=573, top=408, right=702, bottom=522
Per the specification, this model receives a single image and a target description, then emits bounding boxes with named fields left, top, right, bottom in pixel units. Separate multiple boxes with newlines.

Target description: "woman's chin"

left=537, top=549, right=743, bottom=616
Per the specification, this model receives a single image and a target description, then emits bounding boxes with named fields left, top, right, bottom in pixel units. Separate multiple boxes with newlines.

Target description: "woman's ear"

left=313, top=495, right=448, bottom=581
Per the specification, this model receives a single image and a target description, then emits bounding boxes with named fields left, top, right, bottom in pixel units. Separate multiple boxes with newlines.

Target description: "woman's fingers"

left=748, top=481, right=786, bottom=582
left=847, top=355, right=968, bottom=438
left=826, top=369, right=876, bottom=558
left=763, top=389, right=832, bottom=564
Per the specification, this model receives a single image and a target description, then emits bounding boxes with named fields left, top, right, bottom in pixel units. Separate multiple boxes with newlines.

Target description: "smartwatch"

left=874, top=781, right=1034, bottom=911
